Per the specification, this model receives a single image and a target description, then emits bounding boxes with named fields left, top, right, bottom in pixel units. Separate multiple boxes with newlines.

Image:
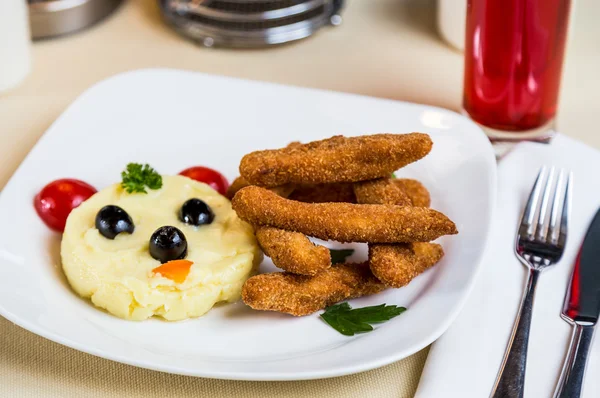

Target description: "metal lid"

left=159, top=0, right=344, bottom=48
left=29, top=0, right=123, bottom=40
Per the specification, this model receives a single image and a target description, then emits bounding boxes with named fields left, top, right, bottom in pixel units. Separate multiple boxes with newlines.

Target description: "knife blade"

left=554, top=207, right=600, bottom=398
left=562, top=208, right=600, bottom=324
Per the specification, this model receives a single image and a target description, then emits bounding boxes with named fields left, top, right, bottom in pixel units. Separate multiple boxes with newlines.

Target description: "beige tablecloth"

left=0, top=316, right=428, bottom=397
left=1, top=0, right=598, bottom=396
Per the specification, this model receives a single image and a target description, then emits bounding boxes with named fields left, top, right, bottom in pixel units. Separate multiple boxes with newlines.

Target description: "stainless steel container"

left=29, top=0, right=123, bottom=39
left=159, top=0, right=344, bottom=48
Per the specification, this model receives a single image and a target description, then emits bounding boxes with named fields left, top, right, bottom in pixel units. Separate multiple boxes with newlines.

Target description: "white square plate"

left=0, top=69, right=495, bottom=380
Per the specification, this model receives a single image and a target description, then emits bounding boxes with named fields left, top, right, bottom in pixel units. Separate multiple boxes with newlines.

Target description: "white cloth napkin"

left=415, top=134, right=600, bottom=398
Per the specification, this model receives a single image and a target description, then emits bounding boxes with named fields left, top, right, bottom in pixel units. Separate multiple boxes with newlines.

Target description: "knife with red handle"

left=554, top=208, right=600, bottom=398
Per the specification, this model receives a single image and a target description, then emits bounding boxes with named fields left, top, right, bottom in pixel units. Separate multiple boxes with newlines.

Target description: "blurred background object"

left=0, top=0, right=32, bottom=93
left=28, top=0, right=123, bottom=39
left=159, top=0, right=344, bottom=48
left=437, top=0, right=465, bottom=51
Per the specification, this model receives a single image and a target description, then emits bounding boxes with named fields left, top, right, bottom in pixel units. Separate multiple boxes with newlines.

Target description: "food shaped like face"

left=61, top=175, right=262, bottom=321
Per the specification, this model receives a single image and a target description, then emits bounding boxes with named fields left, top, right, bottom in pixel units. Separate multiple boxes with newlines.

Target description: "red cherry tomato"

left=34, top=179, right=97, bottom=232
left=179, top=166, right=229, bottom=196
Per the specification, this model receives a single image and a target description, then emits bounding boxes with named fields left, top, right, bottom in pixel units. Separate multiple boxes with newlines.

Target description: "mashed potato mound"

left=61, top=175, right=262, bottom=321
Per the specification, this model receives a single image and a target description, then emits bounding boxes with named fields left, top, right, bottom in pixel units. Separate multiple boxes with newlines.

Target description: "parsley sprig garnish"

left=329, top=248, right=354, bottom=264
left=121, top=163, right=162, bottom=194
left=320, top=303, right=406, bottom=336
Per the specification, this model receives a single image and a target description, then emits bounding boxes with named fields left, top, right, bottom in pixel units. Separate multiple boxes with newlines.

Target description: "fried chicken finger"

left=353, top=178, right=412, bottom=206
left=241, top=263, right=385, bottom=316
left=226, top=176, right=293, bottom=200
left=232, top=186, right=457, bottom=243
left=354, top=178, right=441, bottom=287
left=368, top=243, right=444, bottom=288
left=354, top=177, right=431, bottom=207
left=255, top=226, right=331, bottom=276
left=393, top=179, right=431, bottom=207
left=289, top=183, right=356, bottom=203
left=226, top=176, right=251, bottom=200
left=239, top=133, right=433, bottom=187
left=231, top=181, right=327, bottom=276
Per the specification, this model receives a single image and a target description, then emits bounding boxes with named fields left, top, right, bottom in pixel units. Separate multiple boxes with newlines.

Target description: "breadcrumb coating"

left=232, top=186, right=457, bottom=243
left=393, top=179, right=431, bottom=207
left=255, top=226, right=331, bottom=276
left=354, top=178, right=412, bottom=206
left=289, top=183, right=356, bottom=203
left=368, top=243, right=444, bottom=288
left=239, top=133, right=433, bottom=187
left=241, top=263, right=385, bottom=316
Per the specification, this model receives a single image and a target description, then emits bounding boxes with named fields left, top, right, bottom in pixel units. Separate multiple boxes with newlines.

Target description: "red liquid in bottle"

left=463, top=0, right=571, bottom=131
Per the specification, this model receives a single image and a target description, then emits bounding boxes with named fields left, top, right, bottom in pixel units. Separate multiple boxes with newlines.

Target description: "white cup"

left=0, top=0, right=32, bottom=93
left=437, top=0, right=466, bottom=51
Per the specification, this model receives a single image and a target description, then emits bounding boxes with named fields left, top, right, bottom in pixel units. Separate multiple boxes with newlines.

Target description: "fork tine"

left=520, top=166, right=548, bottom=237
left=548, top=169, right=566, bottom=243
left=536, top=167, right=556, bottom=240
left=557, top=172, right=572, bottom=247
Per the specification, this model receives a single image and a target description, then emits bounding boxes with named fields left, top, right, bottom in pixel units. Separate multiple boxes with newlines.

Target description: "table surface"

left=1, top=0, right=598, bottom=397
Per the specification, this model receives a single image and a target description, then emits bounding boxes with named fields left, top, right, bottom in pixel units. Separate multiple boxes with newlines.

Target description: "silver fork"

left=490, top=166, right=572, bottom=398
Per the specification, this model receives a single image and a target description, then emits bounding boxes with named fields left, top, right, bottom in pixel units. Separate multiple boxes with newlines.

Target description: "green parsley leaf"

left=121, top=163, right=162, bottom=194
left=320, top=303, right=406, bottom=336
left=391, top=172, right=397, bottom=178
left=329, top=248, right=354, bottom=264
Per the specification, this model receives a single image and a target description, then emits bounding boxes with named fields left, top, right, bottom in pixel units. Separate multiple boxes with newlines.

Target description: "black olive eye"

left=95, top=205, right=135, bottom=239
left=179, top=198, right=214, bottom=226
left=149, top=226, right=187, bottom=263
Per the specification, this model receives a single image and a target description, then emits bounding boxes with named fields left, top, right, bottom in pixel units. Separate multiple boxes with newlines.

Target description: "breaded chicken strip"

left=232, top=186, right=457, bottom=243
left=226, top=176, right=293, bottom=200
left=354, top=178, right=442, bottom=287
left=255, top=226, right=331, bottom=276
left=368, top=243, right=444, bottom=288
left=353, top=178, right=412, bottom=206
left=229, top=180, right=328, bottom=276
left=287, top=179, right=429, bottom=205
left=241, top=263, right=385, bottom=316
left=239, top=133, right=433, bottom=187
left=393, top=179, right=431, bottom=207
left=289, top=183, right=356, bottom=203
left=226, top=176, right=251, bottom=200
